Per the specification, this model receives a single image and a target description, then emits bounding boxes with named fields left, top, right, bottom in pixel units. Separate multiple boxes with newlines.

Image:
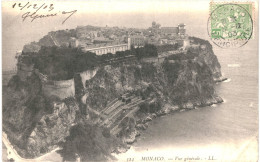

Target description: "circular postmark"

left=207, top=3, right=253, bottom=48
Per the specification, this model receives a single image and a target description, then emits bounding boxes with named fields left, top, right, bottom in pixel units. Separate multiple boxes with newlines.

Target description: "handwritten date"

left=12, top=2, right=77, bottom=24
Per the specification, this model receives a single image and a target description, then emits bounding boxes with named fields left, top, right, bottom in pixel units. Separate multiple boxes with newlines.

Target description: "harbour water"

left=116, top=41, right=258, bottom=161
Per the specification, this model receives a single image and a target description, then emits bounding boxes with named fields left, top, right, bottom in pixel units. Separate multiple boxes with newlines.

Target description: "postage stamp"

left=208, top=2, right=254, bottom=48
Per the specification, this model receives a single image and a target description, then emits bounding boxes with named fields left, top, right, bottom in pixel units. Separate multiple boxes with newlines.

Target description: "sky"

left=1, top=0, right=258, bottom=70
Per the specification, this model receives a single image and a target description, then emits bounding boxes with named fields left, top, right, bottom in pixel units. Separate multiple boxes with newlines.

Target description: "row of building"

left=69, top=23, right=186, bottom=55
left=149, top=21, right=186, bottom=36
left=22, top=22, right=187, bottom=56
left=70, top=36, right=146, bottom=55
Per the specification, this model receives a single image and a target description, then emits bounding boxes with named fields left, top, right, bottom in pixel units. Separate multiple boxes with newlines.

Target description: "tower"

left=178, top=23, right=186, bottom=36
left=127, top=37, right=131, bottom=50
left=69, top=37, right=79, bottom=48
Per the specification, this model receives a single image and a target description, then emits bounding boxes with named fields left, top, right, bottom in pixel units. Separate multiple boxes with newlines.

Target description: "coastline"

left=115, top=91, right=225, bottom=154
left=2, top=131, right=61, bottom=162
left=114, top=76, right=228, bottom=155
left=2, top=80, right=227, bottom=160
left=214, top=77, right=228, bottom=83
left=2, top=35, right=227, bottom=160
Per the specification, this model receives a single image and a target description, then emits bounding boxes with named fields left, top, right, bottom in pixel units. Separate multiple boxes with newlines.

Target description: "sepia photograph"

left=2, top=0, right=258, bottom=161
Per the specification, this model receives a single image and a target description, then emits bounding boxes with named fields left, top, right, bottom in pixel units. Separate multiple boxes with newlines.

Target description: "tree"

left=133, top=44, right=158, bottom=59
left=102, top=127, right=111, bottom=138
left=57, top=124, right=121, bottom=161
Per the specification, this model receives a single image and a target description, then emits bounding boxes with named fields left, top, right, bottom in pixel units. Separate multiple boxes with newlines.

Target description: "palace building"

left=161, top=23, right=186, bottom=36
left=82, top=42, right=130, bottom=55
left=128, top=35, right=146, bottom=48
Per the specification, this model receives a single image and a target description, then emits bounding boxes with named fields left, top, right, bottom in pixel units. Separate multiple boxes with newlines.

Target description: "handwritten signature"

left=12, top=2, right=77, bottom=24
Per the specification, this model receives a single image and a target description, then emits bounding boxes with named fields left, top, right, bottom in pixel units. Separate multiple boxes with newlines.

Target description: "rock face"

left=26, top=98, right=78, bottom=157
left=189, top=37, right=224, bottom=82
left=17, top=62, right=34, bottom=81
left=3, top=73, right=80, bottom=158
left=82, top=39, right=224, bottom=113
left=79, top=38, right=224, bottom=143
left=3, top=37, right=224, bottom=159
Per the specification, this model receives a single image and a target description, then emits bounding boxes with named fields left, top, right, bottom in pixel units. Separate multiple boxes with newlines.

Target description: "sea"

left=116, top=39, right=259, bottom=161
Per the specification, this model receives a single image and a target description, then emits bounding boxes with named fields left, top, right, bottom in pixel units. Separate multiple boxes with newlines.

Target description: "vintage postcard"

left=2, top=0, right=258, bottom=161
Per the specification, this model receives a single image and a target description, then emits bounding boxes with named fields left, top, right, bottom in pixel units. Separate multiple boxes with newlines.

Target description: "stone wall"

left=43, top=79, right=75, bottom=100
left=79, top=68, right=98, bottom=88
left=34, top=69, right=75, bottom=99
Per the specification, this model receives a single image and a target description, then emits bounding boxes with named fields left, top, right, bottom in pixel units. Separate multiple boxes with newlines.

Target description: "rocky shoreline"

left=3, top=35, right=227, bottom=160
left=116, top=94, right=224, bottom=154
left=214, top=77, right=228, bottom=83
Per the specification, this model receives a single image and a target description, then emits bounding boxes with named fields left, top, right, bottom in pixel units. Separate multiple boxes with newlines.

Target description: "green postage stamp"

left=208, top=2, right=254, bottom=48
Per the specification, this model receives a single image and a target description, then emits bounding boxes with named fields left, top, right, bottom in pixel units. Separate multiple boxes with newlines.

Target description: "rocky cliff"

left=82, top=39, right=224, bottom=113
left=3, top=37, right=225, bottom=161
left=3, top=73, right=79, bottom=158
left=77, top=38, right=224, bottom=147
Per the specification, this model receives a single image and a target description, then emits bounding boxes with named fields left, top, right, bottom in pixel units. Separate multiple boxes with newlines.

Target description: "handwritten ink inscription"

left=12, top=2, right=77, bottom=24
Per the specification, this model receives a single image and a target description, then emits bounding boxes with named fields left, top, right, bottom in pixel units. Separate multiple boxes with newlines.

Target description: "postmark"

left=208, top=2, right=254, bottom=48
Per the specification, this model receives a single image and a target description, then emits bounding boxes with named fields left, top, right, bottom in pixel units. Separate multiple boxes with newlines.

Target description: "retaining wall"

left=43, top=78, right=75, bottom=100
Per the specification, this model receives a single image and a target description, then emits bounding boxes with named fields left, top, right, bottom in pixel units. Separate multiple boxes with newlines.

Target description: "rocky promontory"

left=3, top=35, right=225, bottom=161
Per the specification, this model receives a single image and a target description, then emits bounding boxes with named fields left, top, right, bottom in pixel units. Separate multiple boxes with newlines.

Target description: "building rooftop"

left=178, top=23, right=185, bottom=27
left=83, top=41, right=127, bottom=49
left=161, top=27, right=178, bottom=29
